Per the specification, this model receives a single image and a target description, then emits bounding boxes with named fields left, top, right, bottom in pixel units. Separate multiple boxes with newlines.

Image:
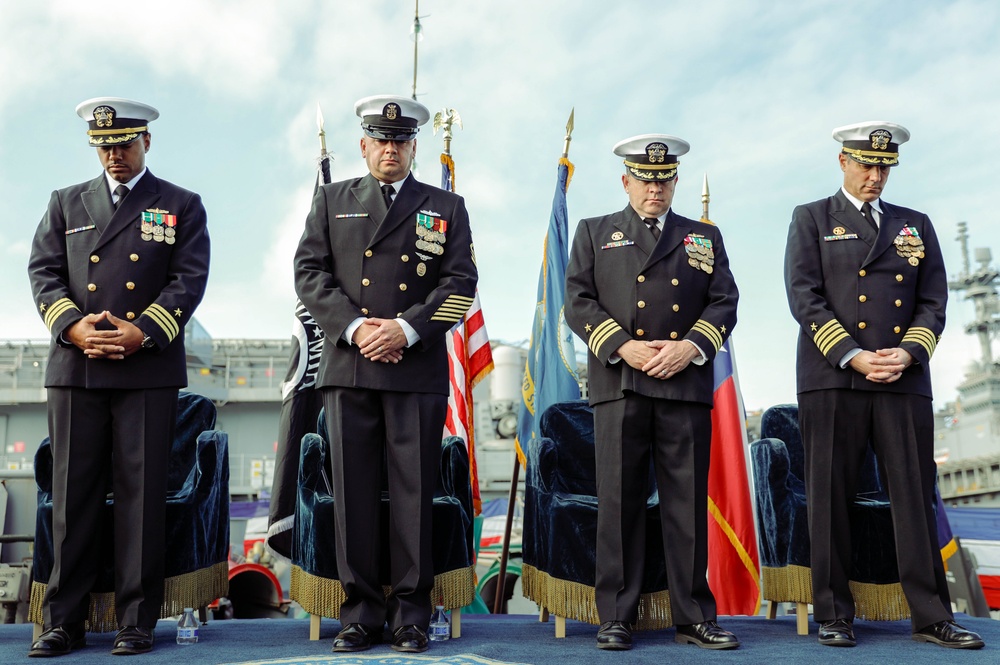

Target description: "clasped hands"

left=616, top=338, right=698, bottom=380
left=849, top=347, right=913, bottom=383
left=353, top=317, right=405, bottom=363
left=67, top=310, right=144, bottom=360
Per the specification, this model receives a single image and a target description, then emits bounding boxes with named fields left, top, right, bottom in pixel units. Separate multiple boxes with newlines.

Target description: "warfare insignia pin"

left=612, top=231, right=624, bottom=241
left=870, top=129, right=892, bottom=150
left=833, top=227, right=845, bottom=236
left=417, top=262, right=427, bottom=277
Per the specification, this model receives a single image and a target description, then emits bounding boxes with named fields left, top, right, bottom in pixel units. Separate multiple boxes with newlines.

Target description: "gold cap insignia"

left=646, top=142, right=667, bottom=163
left=384, top=103, right=399, bottom=120
left=94, top=106, right=115, bottom=128
left=870, top=129, right=892, bottom=150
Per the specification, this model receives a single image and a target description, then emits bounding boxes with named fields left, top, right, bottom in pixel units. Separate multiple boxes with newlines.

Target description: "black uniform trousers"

left=321, top=386, right=446, bottom=630
left=799, top=389, right=952, bottom=630
left=594, top=393, right=716, bottom=625
left=43, top=386, right=177, bottom=629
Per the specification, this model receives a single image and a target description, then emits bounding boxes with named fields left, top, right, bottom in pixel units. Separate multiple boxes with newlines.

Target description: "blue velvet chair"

left=522, top=401, right=671, bottom=637
left=750, top=403, right=908, bottom=634
left=289, top=413, right=476, bottom=640
left=29, top=391, right=231, bottom=632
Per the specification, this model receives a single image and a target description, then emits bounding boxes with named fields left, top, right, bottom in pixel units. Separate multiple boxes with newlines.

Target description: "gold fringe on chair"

left=290, top=565, right=476, bottom=619
left=849, top=580, right=910, bottom=621
left=761, top=564, right=813, bottom=603
left=29, top=562, right=230, bottom=633
left=522, top=564, right=673, bottom=630
left=761, top=565, right=911, bottom=621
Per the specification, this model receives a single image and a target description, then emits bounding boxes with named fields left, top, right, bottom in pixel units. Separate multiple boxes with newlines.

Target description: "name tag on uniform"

left=65, top=224, right=96, bottom=235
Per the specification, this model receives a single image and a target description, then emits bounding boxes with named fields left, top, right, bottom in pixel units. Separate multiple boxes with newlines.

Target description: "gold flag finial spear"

left=433, top=108, right=463, bottom=156
left=701, top=173, right=711, bottom=223
left=562, top=108, right=575, bottom=159
left=316, top=103, right=327, bottom=157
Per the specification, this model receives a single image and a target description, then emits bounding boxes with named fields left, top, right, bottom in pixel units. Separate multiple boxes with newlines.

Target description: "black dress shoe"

left=28, top=623, right=86, bottom=657
left=596, top=621, right=633, bottom=650
left=913, top=620, right=985, bottom=649
left=391, top=625, right=429, bottom=653
left=111, top=625, right=154, bottom=655
left=332, top=623, right=379, bottom=653
left=818, top=618, right=856, bottom=647
left=675, top=620, right=740, bottom=649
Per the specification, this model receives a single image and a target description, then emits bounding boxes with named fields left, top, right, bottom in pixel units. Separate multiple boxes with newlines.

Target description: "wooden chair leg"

left=539, top=607, right=549, bottom=623
left=796, top=602, right=809, bottom=635
left=451, top=608, right=461, bottom=638
left=766, top=600, right=778, bottom=620
left=555, top=615, right=566, bottom=638
left=309, top=614, right=321, bottom=640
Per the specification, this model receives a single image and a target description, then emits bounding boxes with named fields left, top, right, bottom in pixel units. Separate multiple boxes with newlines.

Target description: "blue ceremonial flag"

left=515, top=158, right=581, bottom=466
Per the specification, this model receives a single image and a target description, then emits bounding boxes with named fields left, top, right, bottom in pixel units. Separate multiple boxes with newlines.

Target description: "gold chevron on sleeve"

left=43, top=298, right=79, bottom=332
left=144, top=303, right=180, bottom=342
left=588, top=318, right=622, bottom=357
left=813, top=319, right=850, bottom=357
left=430, top=294, right=475, bottom=322
left=901, top=326, right=937, bottom=358
left=691, top=319, right=724, bottom=353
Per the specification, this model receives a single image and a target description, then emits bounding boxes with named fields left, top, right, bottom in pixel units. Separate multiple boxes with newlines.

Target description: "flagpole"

left=494, top=110, right=575, bottom=614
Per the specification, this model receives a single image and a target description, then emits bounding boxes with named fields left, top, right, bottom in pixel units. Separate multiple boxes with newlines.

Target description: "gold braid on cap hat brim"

left=624, top=159, right=679, bottom=180
left=87, top=125, right=148, bottom=146
left=841, top=147, right=899, bottom=166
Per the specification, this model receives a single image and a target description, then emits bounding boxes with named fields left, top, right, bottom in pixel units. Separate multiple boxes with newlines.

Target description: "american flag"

left=441, top=152, right=493, bottom=514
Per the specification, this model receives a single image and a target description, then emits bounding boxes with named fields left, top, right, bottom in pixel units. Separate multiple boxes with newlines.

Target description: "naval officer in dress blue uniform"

left=784, top=121, right=983, bottom=649
left=27, top=98, right=210, bottom=657
left=565, top=135, right=740, bottom=651
left=294, top=95, right=478, bottom=654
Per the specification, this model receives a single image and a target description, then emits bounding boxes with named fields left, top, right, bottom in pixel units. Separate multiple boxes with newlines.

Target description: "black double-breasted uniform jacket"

left=565, top=206, right=738, bottom=405
left=28, top=170, right=210, bottom=388
left=294, top=173, right=478, bottom=394
left=784, top=189, right=947, bottom=397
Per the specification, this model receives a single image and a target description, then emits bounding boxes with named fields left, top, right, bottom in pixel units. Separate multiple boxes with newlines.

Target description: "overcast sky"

left=2, top=0, right=998, bottom=412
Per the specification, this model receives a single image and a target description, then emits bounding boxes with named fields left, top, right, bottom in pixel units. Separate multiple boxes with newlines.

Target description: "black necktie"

left=644, top=218, right=661, bottom=240
left=381, top=184, right=395, bottom=209
left=114, top=184, right=129, bottom=210
left=860, top=201, right=877, bottom=232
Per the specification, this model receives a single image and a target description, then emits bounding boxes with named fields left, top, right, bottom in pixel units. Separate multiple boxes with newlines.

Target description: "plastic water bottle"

left=176, top=607, right=199, bottom=645
left=429, top=605, right=450, bottom=641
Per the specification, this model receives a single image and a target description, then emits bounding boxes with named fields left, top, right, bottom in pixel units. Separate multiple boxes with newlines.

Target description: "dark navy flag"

left=266, top=152, right=331, bottom=559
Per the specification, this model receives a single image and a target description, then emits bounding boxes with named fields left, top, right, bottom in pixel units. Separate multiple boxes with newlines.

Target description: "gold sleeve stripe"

left=43, top=298, right=79, bottom=331
left=813, top=319, right=850, bottom=357
left=430, top=313, right=465, bottom=322
left=901, top=327, right=937, bottom=357
left=588, top=318, right=622, bottom=357
left=691, top=319, right=724, bottom=353
left=431, top=295, right=475, bottom=321
left=144, top=304, right=180, bottom=341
